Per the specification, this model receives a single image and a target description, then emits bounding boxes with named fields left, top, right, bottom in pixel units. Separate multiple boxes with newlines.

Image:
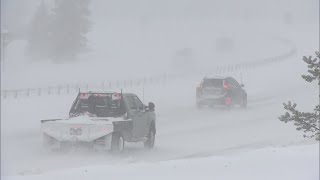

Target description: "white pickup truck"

left=41, top=91, right=156, bottom=152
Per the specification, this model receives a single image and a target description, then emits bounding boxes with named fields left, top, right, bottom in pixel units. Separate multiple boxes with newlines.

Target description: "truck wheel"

left=111, top=132, right=124, bottom=153
left=144, top=129, right=155, bottom=149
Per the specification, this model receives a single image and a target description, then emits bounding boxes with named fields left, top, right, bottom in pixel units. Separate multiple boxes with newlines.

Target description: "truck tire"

left=111, top=132, right=124, bottom=153
left=144, top=128, right=155, bottom=149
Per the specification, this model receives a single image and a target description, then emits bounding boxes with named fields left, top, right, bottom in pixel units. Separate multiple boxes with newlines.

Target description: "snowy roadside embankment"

left=2, top=143, right=319, bottom=180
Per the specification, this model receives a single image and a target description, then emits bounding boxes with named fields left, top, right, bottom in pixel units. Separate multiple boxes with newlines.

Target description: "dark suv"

left=196, top=76, right=247, bottom=108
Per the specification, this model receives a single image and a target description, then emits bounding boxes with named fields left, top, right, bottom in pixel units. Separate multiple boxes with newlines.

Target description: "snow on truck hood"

left=43, top=115, right=125, bottom=125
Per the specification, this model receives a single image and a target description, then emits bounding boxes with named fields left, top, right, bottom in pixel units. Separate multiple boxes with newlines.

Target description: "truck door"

left=126, top=96, right=149, bottom=139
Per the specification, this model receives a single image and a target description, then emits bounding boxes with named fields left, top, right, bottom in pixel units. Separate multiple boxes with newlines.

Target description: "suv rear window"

left=202, top=79, right=224, bottom=88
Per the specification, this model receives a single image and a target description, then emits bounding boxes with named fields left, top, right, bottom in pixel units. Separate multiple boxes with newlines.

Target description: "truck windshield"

left=70, top=93, right=126, bottom=117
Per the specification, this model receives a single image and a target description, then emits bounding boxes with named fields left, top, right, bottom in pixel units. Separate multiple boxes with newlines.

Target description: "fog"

left=1, top=0, right=319, bottom=179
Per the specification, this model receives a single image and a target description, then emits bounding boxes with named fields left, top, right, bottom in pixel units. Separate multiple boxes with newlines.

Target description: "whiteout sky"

left=1, top=0, right=319, bottom=179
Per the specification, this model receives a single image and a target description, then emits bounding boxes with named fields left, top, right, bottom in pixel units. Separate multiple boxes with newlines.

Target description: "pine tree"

left=49, top=0, right=91, bottom=62
left=279, top=52, right=320, bottom=141
left=26, top=0, right=50, bottom=60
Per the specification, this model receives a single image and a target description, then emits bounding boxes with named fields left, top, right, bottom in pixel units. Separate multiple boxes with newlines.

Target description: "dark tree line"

left=26, top=0, right=91, bottom=63
left=279, top=52, right=320, bottom=141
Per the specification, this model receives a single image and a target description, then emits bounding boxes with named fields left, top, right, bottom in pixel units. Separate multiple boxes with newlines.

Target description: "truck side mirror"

left=148, top=102, right=155, bottom=111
